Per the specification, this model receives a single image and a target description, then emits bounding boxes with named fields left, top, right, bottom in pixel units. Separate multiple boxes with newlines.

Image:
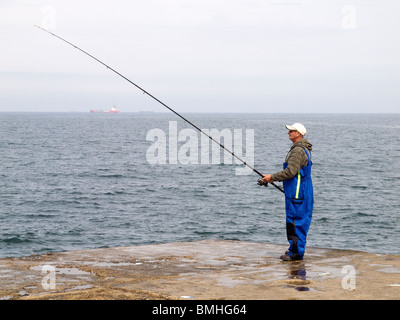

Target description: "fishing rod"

left=34, top=25, right=284, bottom=194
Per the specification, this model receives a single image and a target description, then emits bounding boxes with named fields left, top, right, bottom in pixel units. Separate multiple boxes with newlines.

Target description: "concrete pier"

left=0, top=240, right=399, bottom=300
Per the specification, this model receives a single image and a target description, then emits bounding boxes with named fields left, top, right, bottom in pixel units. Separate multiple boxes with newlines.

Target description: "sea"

left=0, top=112, right=399, bottom=258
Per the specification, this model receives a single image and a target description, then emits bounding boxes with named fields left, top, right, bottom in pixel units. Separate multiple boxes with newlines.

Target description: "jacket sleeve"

left=271, top=147, right=307, bottom=182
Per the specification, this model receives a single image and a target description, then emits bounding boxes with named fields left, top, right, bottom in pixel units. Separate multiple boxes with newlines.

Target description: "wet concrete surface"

left=0, top=240, right=399, bottom=300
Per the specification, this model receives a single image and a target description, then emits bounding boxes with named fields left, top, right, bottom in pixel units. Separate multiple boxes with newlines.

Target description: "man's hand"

left=262, top=174, right=273, bottom=183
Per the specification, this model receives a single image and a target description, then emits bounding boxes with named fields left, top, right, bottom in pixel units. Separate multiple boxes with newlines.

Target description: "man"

left=262, top=123, right=313, bottom=261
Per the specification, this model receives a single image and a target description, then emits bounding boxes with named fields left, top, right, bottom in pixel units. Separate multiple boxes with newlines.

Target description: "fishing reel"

left=257, top=178, right=269, bottom=187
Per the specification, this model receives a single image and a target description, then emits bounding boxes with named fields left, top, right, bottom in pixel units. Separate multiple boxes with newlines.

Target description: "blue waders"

left=282, top=149, right=313, bottom=259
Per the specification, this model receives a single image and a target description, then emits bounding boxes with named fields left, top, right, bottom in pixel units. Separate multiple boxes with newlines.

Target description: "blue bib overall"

left=282, top=148, right=313, bottom=259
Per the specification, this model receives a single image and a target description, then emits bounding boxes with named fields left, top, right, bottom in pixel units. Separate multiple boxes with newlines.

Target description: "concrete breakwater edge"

left=0, top=240, right=399, bottom=300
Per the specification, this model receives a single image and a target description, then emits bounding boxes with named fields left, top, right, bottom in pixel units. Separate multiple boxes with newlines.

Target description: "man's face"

left=288, top=130, right=301, bottom=142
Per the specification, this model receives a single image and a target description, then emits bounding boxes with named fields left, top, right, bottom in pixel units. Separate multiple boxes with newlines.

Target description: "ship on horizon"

left=90, top=106, right=120, bottom=113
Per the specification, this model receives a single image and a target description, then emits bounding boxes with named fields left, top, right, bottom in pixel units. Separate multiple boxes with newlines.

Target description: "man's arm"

left=266, top=147, right=306, bottom=182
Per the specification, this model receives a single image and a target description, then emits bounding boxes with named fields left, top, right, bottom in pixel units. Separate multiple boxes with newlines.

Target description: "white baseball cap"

left=285, top=123, right=307, bottom=136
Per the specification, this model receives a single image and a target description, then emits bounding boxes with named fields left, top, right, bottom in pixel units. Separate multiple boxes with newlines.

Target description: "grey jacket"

left=271, top=139, right=312, bottom=182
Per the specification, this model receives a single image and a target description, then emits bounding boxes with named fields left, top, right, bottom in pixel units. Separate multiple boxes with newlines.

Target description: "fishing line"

left=34, top=25, right=284, bottom=193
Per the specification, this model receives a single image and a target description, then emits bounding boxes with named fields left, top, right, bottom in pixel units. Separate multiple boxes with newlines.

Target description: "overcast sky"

left=0, top=0, right=399, bottom=113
